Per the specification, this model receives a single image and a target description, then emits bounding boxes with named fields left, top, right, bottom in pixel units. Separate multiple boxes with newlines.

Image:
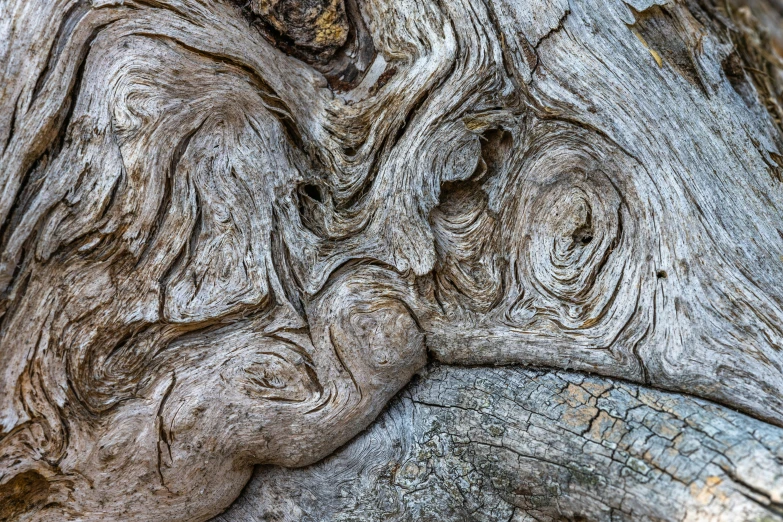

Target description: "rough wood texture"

left=1, top=0, right=783, bottom=519
left=218, top=365, right=783, bottom=521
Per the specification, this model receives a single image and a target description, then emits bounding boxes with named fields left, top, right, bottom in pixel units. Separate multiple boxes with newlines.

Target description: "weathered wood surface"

left=1, top=0, right=783, bottom=519
left=217, top=365, right=783, bottom=522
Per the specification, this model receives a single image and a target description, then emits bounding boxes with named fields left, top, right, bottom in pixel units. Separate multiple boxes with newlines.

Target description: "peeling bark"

left=1, top=0, right=783, bottom=520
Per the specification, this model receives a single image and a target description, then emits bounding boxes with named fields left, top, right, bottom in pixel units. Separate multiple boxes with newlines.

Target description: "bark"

left=218, top=365, right=783, bottom=522
left=1, top=0, right=782, bottom=520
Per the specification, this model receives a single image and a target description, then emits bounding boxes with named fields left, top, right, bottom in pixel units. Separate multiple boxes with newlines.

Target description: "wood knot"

left=315, top=267, right=427, bottom=379
left=498, top=133, right=641, bottom=336
left=249, top=0, right=349, bottom=61
left=527, top=178, right=621, bottom=305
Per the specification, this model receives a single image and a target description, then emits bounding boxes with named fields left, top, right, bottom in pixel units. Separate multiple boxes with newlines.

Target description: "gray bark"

left=218, top=365, right=783, bottom=521
left=1, top=0, right=783, bottom=520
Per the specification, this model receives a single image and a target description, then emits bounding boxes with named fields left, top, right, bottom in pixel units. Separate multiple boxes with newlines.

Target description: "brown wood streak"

left=0, top=0, right=783, bottom=520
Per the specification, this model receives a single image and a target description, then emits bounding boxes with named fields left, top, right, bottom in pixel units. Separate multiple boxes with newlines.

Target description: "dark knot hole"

left=571, top=208, right=594, bottom=246
left=303, top=184, right=323, bottom=203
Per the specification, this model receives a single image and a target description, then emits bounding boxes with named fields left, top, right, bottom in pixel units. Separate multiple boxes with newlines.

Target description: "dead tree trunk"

left=1, top=0, right=783, bottom=520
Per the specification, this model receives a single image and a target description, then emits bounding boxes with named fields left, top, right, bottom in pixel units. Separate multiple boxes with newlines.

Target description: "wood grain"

left=1, top=0, right=782, bottom=519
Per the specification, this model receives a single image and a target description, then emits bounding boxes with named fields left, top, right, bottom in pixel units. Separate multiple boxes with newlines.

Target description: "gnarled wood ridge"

left=2, top=0, right=783, bottom=520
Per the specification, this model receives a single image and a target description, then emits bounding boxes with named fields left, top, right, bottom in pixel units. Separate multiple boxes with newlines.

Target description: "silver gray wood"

left=1, top=0, right=783, bottom=519
left=218, top=365, right=783, bottom=522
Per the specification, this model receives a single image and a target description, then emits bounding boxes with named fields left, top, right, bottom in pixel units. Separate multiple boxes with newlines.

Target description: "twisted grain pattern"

left=1, top=0, right=783, bottom=519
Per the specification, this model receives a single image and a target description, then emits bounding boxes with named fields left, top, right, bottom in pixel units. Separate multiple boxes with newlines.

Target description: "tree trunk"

left=1, top=0, right=783, bottom=520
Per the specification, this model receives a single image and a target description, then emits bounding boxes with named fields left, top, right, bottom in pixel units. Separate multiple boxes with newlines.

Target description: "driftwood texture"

left=1, top=0, right=783, bottom=519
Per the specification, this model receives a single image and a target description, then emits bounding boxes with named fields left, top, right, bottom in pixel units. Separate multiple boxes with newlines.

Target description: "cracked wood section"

left=218, top=366, right=783, bottom=522
left=1, top=0, right=783, bottom=519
